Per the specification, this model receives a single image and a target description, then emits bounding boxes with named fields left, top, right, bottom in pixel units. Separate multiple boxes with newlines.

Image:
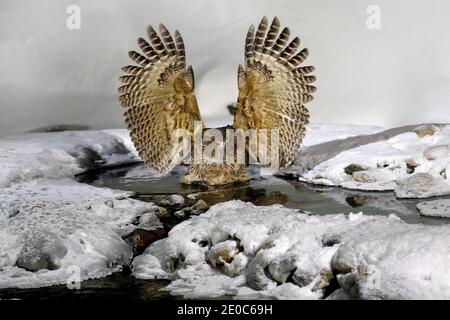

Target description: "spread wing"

left=119, top=24, right=203, bottom=173
left=233, top=16, right=316, bottom=168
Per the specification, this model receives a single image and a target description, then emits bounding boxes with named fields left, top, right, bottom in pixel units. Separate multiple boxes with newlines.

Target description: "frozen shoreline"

left=133, top=200, right=450, bottom=300
left=1, top=123, right=450, bottom=296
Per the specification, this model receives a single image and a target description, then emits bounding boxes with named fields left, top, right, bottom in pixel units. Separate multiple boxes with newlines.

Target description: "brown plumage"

left=119, top=17, right=316, bottom=185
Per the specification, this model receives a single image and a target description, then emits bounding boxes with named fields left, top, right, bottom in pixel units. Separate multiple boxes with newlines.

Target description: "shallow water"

left=77, top=163, right=450, bottom=225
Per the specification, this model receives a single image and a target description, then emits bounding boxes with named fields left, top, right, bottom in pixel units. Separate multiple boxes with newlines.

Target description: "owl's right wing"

left=233, top=17, right=316, bottom=168
left=118, top=24, right=203, bottom=173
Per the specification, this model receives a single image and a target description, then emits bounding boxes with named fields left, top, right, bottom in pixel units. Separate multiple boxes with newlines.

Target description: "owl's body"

left=119, top=17, right=316, bottom=185
left=180, top=126, right=248, bottom=185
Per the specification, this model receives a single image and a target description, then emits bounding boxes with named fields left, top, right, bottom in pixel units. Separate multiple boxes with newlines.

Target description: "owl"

left=118, top=17, right=316, bottom=185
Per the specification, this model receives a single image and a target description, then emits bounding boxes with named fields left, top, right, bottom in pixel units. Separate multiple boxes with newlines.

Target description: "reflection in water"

left=76, top=163, right=450, bottom=225
left=0, top=270, right=175, bottom=301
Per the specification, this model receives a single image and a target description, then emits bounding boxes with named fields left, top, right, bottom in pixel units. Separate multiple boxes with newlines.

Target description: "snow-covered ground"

left=295, top=124, right=450, bottom=198
left=133, top=200, right=450, bottom=300
left=0, top=129, right=139, bottom=188
left=302, top=123, right=383, bottom=147
left=0, top=129, right=161, bottom=288
left=0, top=178, right=161, bottom=288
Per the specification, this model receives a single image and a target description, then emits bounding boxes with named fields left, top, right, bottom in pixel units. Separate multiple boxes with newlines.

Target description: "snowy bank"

left=0, top=129, right=141, bottom=188
left=133, top=200, right=450, bottom=299
left=0, top=178, right=161, bottom=288
left=417, top=199, right=450, bottom=218
left=292, top=124, right=450, bottom=198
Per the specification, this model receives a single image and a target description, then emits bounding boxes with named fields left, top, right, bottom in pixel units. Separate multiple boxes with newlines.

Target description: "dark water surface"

left=78, top=163, right=450, bottom=225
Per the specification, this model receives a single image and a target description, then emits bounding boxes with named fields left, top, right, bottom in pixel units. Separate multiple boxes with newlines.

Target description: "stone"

left=344, top=164, right=366, bottom=176
left=124, top=228, right=168, bottom=255
left=245, top=255, right=272, bottom=290
left=414, top=125, right=436, bottom=138
left=405, top=158, right=419, bottom=174
left=352, top=170, right=378, bottom=183
left=345, top=194, right=366, bottom=207
left=267, top=257, right=296, bottom=284
left=104, top=199, right=114, bottom=208
left=423, top=145, right=448, bottom=160
left=138, top=212, right=160, bottom=228
left=16, top=231, right=68, bottom=272
left=395, top=172, right=450, bottom=198
left=417, top=199, right=450, bottom=218
left=193, top=199, right=209, bottom=211
left=206, top=240, right=239, bottom=267
left=155, top=207, right=170, bottom=218
left=312, top=270, right=334, bottom=291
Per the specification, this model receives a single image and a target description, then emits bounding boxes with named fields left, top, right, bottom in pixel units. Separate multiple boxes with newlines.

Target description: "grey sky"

left=1, top=0, right=449, bottom=136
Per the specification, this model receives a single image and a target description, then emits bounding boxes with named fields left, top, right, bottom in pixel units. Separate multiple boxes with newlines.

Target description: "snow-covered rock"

left=132, top=200, right=450, bottom=299
left=423, top=145, right=449, bottom=160
left=0, top=178, right=160, bottom=288
left=417, top=199, right=450, bottom=218
left=395, top=173, right=450, bottom=199
left=331, top=221, right=450, bottom=299
left=0, top=129, right=141, bottom=188
left=297, top=124, right=450, bottom=197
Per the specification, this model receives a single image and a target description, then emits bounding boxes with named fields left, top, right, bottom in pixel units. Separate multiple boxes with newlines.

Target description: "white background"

left=1, top=0, right=450, bottom=136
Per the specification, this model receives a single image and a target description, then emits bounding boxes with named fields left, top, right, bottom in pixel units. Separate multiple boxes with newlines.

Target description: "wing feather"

left=233, top=17, right=316, bottom=168
left=119, top=24, right=203, bottom=173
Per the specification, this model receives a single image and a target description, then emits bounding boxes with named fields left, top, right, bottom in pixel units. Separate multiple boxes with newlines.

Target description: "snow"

left=299, top=124, right=450, bottom=198
left=0, top=128, right=166, bottom=289
left=132, top=200, right=450, bottom=299
left=0, top=129, right=140, bottom=188
left=0, top=178, right=160, bottom=288
left=302, top=123, right=383, bottom=147
left=417, top=199, right=450, bottom=218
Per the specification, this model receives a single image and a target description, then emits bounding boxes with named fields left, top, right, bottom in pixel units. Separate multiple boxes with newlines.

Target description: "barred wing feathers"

left=118, top=24, right=203, bottom=172
left=233, top=16, right=316, bottom=168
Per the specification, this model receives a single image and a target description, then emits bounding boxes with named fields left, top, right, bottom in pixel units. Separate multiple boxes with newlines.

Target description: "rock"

left=138, top=212, right=160, bottom=229
left=175, top=199, right=210, bottom=218
left=395, top=173, right=450, bottom=198
left=16, top=231, right=68, bottom=272
left=344, top=164, right=366, bottom=176
left=207, top=240, right=239, bottom=267
left=417, top=200, right=450, bottom=218
left=104, top=199, right=114, bottom=208
left=193, top=199, right=209, bottom=211
left=352, top=170, right=378, bottom=183
left=159, top=194, right=185, bottom=208
left=155, top=207, right=169, bottom=218
left=405, top=158, right=419, bottom=174
left=124, top=228, right=168, bottom=255
left=414, top=125, right=436, bottom=138
left=267, top=257, right=296, bottom=284
left=423, top=145, right=448, bottom=160
left=312, top=270, right=334, bottom=291
left=245, top=254, right=273, bottom=290
left=345, top=194, right=366, bottom=207
left=174, top=209, right=187, bottom=219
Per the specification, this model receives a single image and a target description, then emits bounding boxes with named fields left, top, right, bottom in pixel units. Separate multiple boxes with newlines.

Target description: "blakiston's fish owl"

left=118, top=17, right=316, bottom=185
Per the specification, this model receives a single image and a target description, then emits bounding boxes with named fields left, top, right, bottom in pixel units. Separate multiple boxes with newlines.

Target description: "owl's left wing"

left=233, top=16, right=316, bottom=168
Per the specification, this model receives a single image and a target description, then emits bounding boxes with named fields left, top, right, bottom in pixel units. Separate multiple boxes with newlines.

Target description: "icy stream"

left=77, top=163, right=450, bottom=226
